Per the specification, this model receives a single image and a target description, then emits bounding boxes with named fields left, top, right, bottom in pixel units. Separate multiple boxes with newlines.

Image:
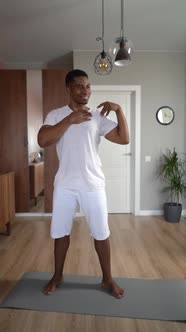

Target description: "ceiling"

left=0, top=0, right=186, bottom=68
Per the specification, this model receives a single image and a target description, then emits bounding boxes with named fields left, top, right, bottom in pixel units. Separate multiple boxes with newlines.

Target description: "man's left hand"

left=97, top=101, right=121, bottom=117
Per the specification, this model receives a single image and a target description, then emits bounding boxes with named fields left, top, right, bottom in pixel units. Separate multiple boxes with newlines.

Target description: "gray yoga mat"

left=0, top=272, right=186, bottom=321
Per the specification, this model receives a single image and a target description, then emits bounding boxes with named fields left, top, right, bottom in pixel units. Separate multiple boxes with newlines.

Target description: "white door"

left=89, top=90, right=131, bottom=213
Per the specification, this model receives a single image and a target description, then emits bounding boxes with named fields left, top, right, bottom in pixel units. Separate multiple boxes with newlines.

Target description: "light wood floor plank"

left=0, top=214, right=186, bottom=332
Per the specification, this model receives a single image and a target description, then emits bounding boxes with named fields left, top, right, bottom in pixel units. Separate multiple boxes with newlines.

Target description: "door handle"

left=122, top=152, right=132, bottom=156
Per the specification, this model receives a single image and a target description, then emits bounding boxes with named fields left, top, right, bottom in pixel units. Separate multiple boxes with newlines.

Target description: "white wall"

left=73, top=50, right=186, bottom=212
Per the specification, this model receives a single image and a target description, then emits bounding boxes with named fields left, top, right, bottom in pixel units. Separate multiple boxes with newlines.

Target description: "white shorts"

left=51, top=186, right=110, bottom=240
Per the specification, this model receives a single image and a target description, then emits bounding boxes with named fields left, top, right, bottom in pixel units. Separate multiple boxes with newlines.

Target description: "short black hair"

left=65, top=69, right=88, bottom=87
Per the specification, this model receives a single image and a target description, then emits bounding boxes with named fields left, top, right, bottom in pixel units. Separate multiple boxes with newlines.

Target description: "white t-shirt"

left=44, top=105, right=117, bottom=191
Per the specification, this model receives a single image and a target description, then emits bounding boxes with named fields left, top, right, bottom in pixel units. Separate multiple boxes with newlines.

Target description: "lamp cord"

left=121, top=0, right=124, bottom=38
left=96, top=0, right=105, bottom=52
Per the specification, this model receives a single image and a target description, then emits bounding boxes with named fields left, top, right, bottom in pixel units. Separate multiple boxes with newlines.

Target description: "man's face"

left=67, top=76, right=91, bottom=105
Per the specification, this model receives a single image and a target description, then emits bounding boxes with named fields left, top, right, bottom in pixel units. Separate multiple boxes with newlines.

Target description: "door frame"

left=91, top=85, right=141, bottom=215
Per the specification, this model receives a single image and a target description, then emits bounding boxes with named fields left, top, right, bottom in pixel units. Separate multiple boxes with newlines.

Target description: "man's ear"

left=67, top=86, right=72, bottom=95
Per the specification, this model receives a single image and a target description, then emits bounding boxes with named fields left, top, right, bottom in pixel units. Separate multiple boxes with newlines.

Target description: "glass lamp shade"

left=109, top=37, right=134, bottom=66
left=94, top=51, right=112, bottom=75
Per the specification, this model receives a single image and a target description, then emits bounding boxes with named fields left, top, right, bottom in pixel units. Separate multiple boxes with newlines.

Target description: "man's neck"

left=68, top=102, right=89, bottom=112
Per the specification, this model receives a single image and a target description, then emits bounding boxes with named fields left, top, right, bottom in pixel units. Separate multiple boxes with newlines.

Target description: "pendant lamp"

left=94, top=0, right=112, bottom=75
left=110, top=0, right=133, bottom=66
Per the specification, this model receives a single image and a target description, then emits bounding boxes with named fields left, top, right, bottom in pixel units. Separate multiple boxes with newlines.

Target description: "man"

left=38, top=69, right=129, bottom=299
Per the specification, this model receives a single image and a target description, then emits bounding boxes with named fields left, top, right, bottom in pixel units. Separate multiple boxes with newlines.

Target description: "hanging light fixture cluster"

left=94, top=0, right=133, bottom=74
left=94, top=0, right=112, bottom=75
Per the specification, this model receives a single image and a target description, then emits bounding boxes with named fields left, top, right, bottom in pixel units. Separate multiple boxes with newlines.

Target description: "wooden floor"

left=0, top=214, right=186, bottom=332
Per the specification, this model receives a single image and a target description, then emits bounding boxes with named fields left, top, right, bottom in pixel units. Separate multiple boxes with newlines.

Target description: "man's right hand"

left=68, top=110, right=92, bottom=124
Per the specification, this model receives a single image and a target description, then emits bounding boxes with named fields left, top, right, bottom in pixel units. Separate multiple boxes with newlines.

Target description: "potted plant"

left=159, top=148, right=186, bottom=222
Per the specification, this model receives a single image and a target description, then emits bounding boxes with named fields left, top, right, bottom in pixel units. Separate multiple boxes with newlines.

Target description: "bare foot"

left=101, top=280, right=124, bottom=299
left=42, top=276, right=63, bottom=295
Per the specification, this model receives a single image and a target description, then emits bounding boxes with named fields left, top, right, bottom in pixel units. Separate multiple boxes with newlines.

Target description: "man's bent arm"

left=105, top=106, right=129, bottom=145
left=38, top=116, right=72, bottom=148
left=38, top=110, right=92, bottom=148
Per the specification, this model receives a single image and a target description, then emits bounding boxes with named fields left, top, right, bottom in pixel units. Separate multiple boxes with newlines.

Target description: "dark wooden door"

left=0, top=70, right=29, bottom=212
left=42, top=69, right=71, bottom=212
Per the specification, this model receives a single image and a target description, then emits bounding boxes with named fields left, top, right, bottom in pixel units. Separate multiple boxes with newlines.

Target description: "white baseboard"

left=15, top=213, right=52, bottom=217
left=182, top=210, right=186, bottom=216
left=139, top=210, right=163, bottom=216
left=139, top=209, right=186, bottom=217
left=15, top=210, right=186, bottom=219
left=15, top=212, right=84, bottom=218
